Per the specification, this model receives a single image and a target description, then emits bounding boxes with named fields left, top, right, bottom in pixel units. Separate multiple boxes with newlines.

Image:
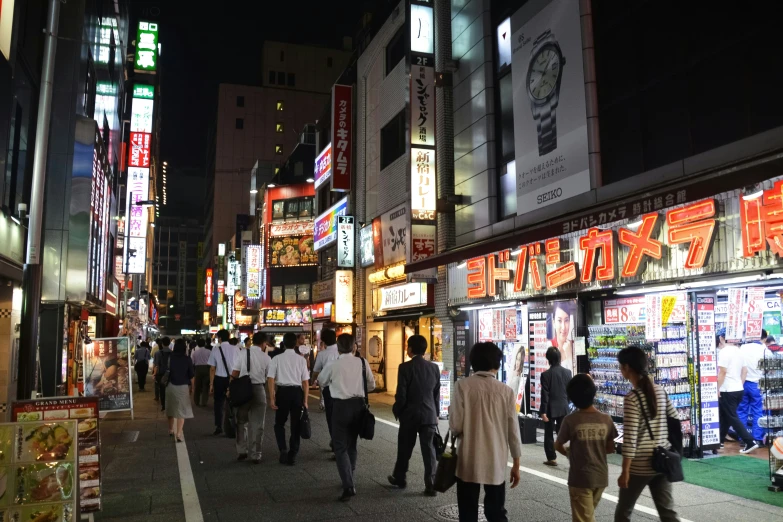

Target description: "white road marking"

left=176, top=435, right=205, bottom=522
left=309, top=393, right=694, bottom=521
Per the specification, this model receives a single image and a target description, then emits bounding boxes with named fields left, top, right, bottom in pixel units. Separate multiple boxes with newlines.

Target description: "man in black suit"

left=540, top=347, right=572, bottom=466
left=388, top=335, right=441, bottom=497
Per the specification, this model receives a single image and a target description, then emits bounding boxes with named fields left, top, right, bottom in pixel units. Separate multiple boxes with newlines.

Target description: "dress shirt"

left=134, top=347, right=151, bottom=364
left=268, top=349, right=309, bottom=386
left=313, top=344, right=339, bottom=373
left=208, top=341, right=240, bottom=378
left=152, top=347, right=171, bottom=369
left=318, top=354, right=375, bottom=400
left=233, top=345, right=272, bottom=384
left=449, top=371, right=522, bottom=485
left=191, top=347, right=212, bottom=366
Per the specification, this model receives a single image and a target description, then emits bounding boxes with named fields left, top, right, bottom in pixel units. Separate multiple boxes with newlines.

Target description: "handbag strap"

left=361, top=357, right=369, bottom=407
left=218, top=346, right=229, bottom=377
left=632, top=389, right=656, bottom=442
left=247, top=347, right=251, bottom=371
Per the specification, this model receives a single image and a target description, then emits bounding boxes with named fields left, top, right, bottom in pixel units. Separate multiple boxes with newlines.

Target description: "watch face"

left=528, top=45, right=561, bottom=101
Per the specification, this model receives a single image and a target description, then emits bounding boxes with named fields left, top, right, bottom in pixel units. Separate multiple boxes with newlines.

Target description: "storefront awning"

left=405, top=153, right=783, bottom=274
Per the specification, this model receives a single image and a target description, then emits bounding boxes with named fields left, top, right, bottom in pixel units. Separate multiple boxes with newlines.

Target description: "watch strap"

left=536, top=102, right=557, bottom=155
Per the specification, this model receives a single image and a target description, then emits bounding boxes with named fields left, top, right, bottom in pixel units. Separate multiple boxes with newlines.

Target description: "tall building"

left=202, top=41, right=353, bottom=291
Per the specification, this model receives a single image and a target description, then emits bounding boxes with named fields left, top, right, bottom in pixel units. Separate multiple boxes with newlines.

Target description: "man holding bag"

left=231, top=332, right=271, bottom=463
left=318, top=333, right=376, bottom=502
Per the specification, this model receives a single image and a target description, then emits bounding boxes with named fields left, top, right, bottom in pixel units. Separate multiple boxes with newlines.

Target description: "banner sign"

left=246, top=245, right=261, bottom=298
left=314, top=196, right=348, bottom=251
left=337, top=216, right=355, bottom=268
left=746, top=287, right=765, bottom=339
left=314, top=143, right=332, bottom=190
left=331, top=85, right=353, bottom=191
left=604, top=297, right=645, bottom=324
left=726, top=288, right=746, bottom=342
left=334, top=270, right=354, bottom=323
left=269, top=221, right=314, bottom=237
left=511, top=0, right=591, bottom=214
left=205, top=268, right=213, bottom=307
left=411, top=65, right=435, bottom=147
left=12, top=397, right=101, bottom=512
left=83, top=337, right=132, bottom=412
left=380, top=203, right=409, bottom=267
left=359, top=225, right=375, bottom=267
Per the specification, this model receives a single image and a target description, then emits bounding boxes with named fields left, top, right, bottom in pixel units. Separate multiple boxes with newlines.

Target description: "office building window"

left=386, top=27, right=405, bottom=75
left=275, top=144, right=283, bottom=155
left=327, top=56, right=333, bottom=67
left=287, top=73, right=295, bottom=87
left=276, top=100, right=284, bottom=111
left=380, top=109, right=405, bottom=169
left=277, top=71, right=285, bottom=85
left=268, top=70, right=275, bottom=84
left=276, top=123, right=284, bottom=133
left=236, top=95, right=244, bottom=107
left=235, top=118, right=244, bottom=130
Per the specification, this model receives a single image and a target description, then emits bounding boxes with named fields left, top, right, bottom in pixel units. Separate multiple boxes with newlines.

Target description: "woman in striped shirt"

left=615, top=346, right=681, bottom=522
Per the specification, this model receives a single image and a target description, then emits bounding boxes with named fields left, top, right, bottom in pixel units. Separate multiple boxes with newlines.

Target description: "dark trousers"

left=456, top=478, right=507, bottom=522
left=134, top=361, right=148, bottom=391
left=332, top=398, right=365, bottom=489
left=393, top=422, right=437, bottom=487
left=159, top=382, right=167, bottom=410
left=614, top=473, right=679, bottom=522
left=213, top=376, right=229, bottom=429
left=274, top=386, right=303, bottom=455
left=719, top=390, right=754, bottom=445
left=544, top=416, right=563, bottom=461
left=193, top=365, right=211, bottom=406
left=323, top=386, right=334, bottom=440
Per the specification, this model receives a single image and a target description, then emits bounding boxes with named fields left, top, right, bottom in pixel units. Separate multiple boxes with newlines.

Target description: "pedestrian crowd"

left=133, top=329, right=688, bottom=522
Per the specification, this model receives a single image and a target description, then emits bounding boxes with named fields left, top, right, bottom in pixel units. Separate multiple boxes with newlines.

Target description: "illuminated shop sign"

left=135, top=20, right=159, bottom=72
left=312, top=302, right=333, bottom=320
left=124, top=167, right=149, bottom=274
left=411, top=148, right=436, bottom=220
left=314, top=143, right=332, bottom=189
left=205, top=269, right=213, bottom=307
left=359, top=225, right=374, bottom=267
left=269, top=221, right=314, bottom=237
left=410, top=3, right=434, bottom=55
left=264, top=307, right=312, bottom=325
left=130, top=86, right=154, bottom=133
left=269, top=235, right=316, bottom=266
left=375, top=282, right=428, bottom=312
left=334, top=270, right=354, bottom=324
left=314, top=196, right=348, bottom=251
left=245, top=245, right=262, bottom=298
left=337, top=216, right=354, bottom=268
left=128, top=132, right=151, bottom=168
left=331, top=85, right=352, bottom=191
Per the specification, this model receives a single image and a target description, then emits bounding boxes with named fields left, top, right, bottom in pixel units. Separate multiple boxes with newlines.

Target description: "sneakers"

left=740, top=441, right=760, bottom=454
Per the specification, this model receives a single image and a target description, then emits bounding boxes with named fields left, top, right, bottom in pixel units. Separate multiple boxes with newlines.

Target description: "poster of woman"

left=546, top=300, right=577, bottom=377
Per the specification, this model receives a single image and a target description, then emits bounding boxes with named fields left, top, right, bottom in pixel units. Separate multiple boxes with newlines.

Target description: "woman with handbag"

left=615, top=346, right=681, bottom=522
left=449, top=342, right=521, bottom=522
left=166, top=338, right=195, bottom=442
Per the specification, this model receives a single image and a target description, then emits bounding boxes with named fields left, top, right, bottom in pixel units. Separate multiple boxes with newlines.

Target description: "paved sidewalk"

left=93, top=386, right=783, bottom=522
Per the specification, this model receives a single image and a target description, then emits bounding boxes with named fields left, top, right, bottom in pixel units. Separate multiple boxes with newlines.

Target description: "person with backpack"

left=152, top=337, right=172, bottom=414
left=615, top=346, right=681, bottom=522
left=134, top=341, right=151, bottom=391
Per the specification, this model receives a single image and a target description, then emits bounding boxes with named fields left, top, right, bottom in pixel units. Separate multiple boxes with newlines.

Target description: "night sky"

left=157, top=2, right=369, bottom=182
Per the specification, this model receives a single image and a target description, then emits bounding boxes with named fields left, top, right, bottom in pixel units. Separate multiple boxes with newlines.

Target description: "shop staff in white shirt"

left=268, top=332, right=310, bottom=466
left=318, top=333, right=376, bottom=502
left=312, top=328, right=339, bottom=448
left=737, top=329, right=770, bottom=446
left=231, top=332, right=272, bottom=463
left=716, top=328, right=757, bottom=453
left=208, top=329, right=240, bottom=436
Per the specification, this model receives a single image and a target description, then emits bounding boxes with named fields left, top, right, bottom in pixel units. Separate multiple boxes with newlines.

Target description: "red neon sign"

left=544, top=238, right=577, bottom=288
left=488, top=251, right=510, bottom=297
left=128, top=132, right=151, bottom=168
left=466, top=258, right=486, bottom=299
left=579, top=228, right=615, bottom=283
left=740, top=180, right=783, bottom=257
left=618, top=212, right=662, bottom=277
left=205, top=269, right=213, bottom=307
left=666, top=199, right=716, bottom=269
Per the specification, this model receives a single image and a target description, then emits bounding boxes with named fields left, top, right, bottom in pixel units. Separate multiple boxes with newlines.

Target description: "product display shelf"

left=760, top=349, right=783, bottom=491
left=654, top=324, right=692, bottom=441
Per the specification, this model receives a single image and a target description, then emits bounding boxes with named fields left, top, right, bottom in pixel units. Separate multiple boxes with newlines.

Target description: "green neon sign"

left=135, top=20, right=159, bottom=72
left=132, top=84, right=155, bottom=99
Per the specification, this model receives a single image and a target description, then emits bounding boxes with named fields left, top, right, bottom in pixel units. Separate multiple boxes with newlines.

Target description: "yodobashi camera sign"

left=314, top=196, right=348, bottom=251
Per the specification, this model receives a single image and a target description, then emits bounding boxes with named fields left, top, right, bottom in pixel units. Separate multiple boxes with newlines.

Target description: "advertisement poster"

left=695, top=296, right=720, bottom=449
left=764, top=309, right=781, bottom=339
left=726, top=288, right=746, bottom=342
left=12, top=398, right=101, bottom=512
left=264, top=307, right=312, bottom=325
left=269, top=235, right=315, bottom=266
left=528, top=305, right=548, bottom=412
left=603, top=296, right=645, bottom=324
left=512, top=345, right=529, bottom=414
left=454, top=321, right=468, bottom=379
left=504, top=309, right=518, bottom=340
left=645, top=294, right=663, bottom=341
left=0, top=420, right=79, bottom=522
left=511, top=0, right=591, bottom=214
left=439, top=371, right=451, bottom=418
left=745, top=287, right=765, bottom=340
left=83, top=337, right=132, bottom=412
left=478, top=309, right=493, bottom=341
left=546, top=300, right=577, bottom=377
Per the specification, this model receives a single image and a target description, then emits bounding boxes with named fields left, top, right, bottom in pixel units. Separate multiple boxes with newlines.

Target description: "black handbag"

left=434, top=430, right=458, bottom=492
left=156, top=352, right=170, bottom=386
left=300, top=408, right=312, bottom=439
left=434, top=427, right=446, bottom=461
left=633, top=390, right=684, bottom=483
left=229, top=349, right=254, bottom=407
left=359, top=358, right=375, bottom=440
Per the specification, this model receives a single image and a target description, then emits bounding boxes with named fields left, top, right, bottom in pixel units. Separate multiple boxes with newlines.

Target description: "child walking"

left=555, top=374, right=618, bottom=522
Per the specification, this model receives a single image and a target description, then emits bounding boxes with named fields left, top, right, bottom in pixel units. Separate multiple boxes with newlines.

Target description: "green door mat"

left=680, top=456, right=782, bottom=508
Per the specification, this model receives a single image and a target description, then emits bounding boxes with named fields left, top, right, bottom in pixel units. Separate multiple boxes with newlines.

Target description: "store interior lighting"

left=459, top=301, right=519, bottom=311
left=510, top=249, right=523, bottom=256
left=624, top=219, right=643, bottom=229
left=456, top=261, right=467, bottom=269
left=249, top=189, right=258, bottom=194
left=742, top=189, right=763, bottom=200
left=268, top=184, right=276, bottom=188
left=680, top=273, right=783, bottom=290
left=614, top=284, right=680, bottom=296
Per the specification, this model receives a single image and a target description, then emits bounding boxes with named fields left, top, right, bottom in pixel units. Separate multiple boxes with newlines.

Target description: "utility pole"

left=19, top=0, right=62, bottom=400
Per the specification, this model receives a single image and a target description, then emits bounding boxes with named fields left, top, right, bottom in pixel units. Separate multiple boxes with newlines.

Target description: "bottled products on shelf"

left=761, top=348, right=783, bottom=489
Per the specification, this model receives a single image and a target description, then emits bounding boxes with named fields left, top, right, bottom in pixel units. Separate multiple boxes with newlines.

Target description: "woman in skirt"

left=166, top=338, right=195, bottom=441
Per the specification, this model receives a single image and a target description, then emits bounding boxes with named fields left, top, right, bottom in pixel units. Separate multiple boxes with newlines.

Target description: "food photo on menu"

left=20, top=424, right=75, bottom=462
left=83, top=340, right=130, bottom=398
left=15, top=462, right=74, bottom=504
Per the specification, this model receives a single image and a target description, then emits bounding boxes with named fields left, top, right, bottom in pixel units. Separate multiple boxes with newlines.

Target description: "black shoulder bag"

left=156, top=352, right=171, bottom=385
left=633, top=390, right=684, bottom=483
left=359, top=358, right=376, bottom=440
left=229, top=349, right=254, bottom=407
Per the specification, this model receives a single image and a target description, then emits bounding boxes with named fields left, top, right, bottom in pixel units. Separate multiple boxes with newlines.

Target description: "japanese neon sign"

left=314, top=143, right=332, bottom=190
left=135, top=20, right=159, bottom=72
left=314, top=196, right=348, bottom=251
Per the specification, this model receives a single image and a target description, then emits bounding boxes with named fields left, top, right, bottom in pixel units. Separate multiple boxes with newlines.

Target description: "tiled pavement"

left=93, top=384, right=783, bottom=522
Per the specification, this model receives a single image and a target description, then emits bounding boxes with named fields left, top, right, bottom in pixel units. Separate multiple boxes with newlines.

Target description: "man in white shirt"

left=231, top=332, right=272, bottom=464
left=191, top=338, right=212, bottom=407
left=738, top=329, right=770, bottom=446
left=716, top=328, right=757, bottom=453
left=209, top=329, right=240, bottom=436
left=312, top=328, right=339, bottom=448
left=268, top=332, right=310, bottom=465
left=318, top=333, right=376, bottom=502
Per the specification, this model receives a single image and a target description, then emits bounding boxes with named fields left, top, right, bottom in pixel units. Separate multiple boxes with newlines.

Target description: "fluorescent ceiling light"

left=615, top=284, right=679, bottom=296
left=459, top=301, right=518, bottom=312
left=625, top=219, right=643, bottom=229
left=250, top=189, right=258, bottom=194
left=680, top=274, right=767, bottom=289
left=456, top=262, right=467, bottom=269
left=743, top=190, right=763, bottom=200
left=511, top=249, right=523, bottom=256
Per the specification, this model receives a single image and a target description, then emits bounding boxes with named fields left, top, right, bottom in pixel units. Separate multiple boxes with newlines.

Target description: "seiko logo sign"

left=537, top=187, right=563, bottom=205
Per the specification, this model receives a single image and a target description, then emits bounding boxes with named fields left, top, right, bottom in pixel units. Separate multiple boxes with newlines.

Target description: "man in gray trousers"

left=317, top=333, right=376, bottom=502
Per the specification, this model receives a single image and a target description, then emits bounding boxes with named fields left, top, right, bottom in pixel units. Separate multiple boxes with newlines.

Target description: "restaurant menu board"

left=83, top=337, right=132, bottom=412
left=695, top=296, right=720, bottom=449
left=12, top=398, right=101, bottom=512
left=528, top=306, right=548, bottom=412
left=0, top=420, right=79, bottom=522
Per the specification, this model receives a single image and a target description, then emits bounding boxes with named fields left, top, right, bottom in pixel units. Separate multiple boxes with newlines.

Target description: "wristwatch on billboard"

left=527, top=29, right=566, bottom=156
